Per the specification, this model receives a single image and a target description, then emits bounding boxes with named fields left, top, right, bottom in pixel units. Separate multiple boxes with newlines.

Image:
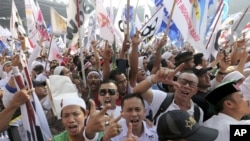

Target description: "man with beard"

left=86, top=70, right=102, bottom=107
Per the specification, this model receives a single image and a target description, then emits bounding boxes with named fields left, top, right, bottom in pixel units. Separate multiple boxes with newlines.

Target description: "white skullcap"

left=222, top=71, right=245, bottom=83
left=53, top=66, right=64, bottom=75
left=239, top=76, right=250, bottom=99
left=2, top=61, right=11, bottom=68
left=161, top=52, right=173, bottom=60
left=244, top=68, right=250, bottom=77
left=244, top=62, right=250, bottom=69
left=31, top=61, right=43, bottom=69
left=61, top=96, right=86, bottom=111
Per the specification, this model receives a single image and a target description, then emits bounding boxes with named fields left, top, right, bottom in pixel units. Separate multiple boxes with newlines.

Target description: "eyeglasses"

left=177, top=78, right=197, bottom=88
left=99, top=89, right=116, bottom=96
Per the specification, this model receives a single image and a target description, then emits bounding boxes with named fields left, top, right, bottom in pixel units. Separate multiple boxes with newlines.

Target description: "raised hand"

left=99, top=40, right=114, bottom=61
left=84, top=99, right=111, bottom=139
left=151, top=63, right=184, bottom=87
left=102, top=113, right=123, bottom=141
left=131, top=29, right=141, bottom=48
left=123, top=123, right=138, bottom=141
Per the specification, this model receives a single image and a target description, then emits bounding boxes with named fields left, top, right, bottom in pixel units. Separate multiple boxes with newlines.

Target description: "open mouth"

left=130, top=119, right=139, bottom=124
left=68, top=125, right=78, bottom=133
left=104, top=99, right=111, bottom=104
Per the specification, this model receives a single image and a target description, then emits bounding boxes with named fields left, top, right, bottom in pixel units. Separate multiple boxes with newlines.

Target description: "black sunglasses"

left=99, top=89, right=116, bottom=96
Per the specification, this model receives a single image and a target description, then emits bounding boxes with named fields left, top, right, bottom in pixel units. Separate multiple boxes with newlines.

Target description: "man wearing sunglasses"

left=98, top=79, right=122, bottom=120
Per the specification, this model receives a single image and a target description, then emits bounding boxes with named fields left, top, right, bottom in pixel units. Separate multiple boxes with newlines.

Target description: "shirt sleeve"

left=150, top=90, right=167, bottom=117
left=83, top=129, right=100, bottom=141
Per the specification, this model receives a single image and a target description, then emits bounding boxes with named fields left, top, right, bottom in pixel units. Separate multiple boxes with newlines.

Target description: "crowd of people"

left=1, top=29, right=250, bottom=141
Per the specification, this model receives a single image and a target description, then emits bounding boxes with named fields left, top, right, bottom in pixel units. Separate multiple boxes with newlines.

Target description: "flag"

left=220, top=11, right=243, bottom=31
left=140, top=6, right=164, bottom=42
left=86, top=16, right=97, bottom=51
left=66, top=0, right=95, bottom=47
left=10, top=0, right=26, bottom=39
left=0, top=26, right=11, bottom=37
left=0, top=40, right=7, bottom=54
left=221, top=0, right=229, bottom=22
left=36, top=2, right=50, bottom=41
left=24, top=0, right=40, bottom=48
left=144, top=2, right=152, bottom=23
left=48, top=36, right=64, bottom=63
left=50, top=7, right=67, bottom=34
left=151, top=0, right=183, bottom=47
left=164, top=0, right=209, bottom=54
left=242, top=22, right=250, bottom=38
left=113, top=0, right=126, bottom=42
left=13, top=53, right=52, bottom=141
left=205, top=1, right=224, bottom=59
left=123, top=5, right=136, bottom=37
left=96, top=0, right=117, bottom=43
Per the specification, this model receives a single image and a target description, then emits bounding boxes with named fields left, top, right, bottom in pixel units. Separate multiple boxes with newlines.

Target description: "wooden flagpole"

left=205, top=2, right=225, bottom=49
left=76, top=0, right=86, bottom=87
left=233, top=5, right=250, bottom=32
left=126, top=0, right=130, bottom=39
left=164, top=0, right=176, bottom=36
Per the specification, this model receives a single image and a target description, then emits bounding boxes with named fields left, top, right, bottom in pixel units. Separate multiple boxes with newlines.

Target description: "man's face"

left=98, top=82, right=118, bottom=109
left=87, top=73, right=101, bottom=92
left=183, top=59, right=195, bottom=70
left=198, top=72, right=211, bottom=89
left=35, top=85, right=47, bottom=100
left=61, top=105, right=85, bottom=136
left=122, top=97, right=146, bottom=130
left=115, top=74, right=127, bottom=95
left=228, top=92, right=250, bottom=116
left=174, top=73, right=198, bottom=102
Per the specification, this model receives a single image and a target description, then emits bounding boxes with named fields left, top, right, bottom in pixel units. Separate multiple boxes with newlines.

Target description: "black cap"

left=192, top=66, right=212, bottom=76
left=175, top=51, right=193, bottom=66
left=206, top=80, right=240, bottom=105
left=32, top=80, right=46, bottom=87
left=157, top=110, right=218, bottom=141
left=193, top=53, right=204, bottom=66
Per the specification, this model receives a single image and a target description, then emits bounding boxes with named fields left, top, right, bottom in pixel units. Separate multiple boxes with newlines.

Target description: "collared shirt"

left=111, top=120, right=158, bottom=141
left=150, top=90, right=204, bottom=125
left=203, top=113, right=250, bottom=141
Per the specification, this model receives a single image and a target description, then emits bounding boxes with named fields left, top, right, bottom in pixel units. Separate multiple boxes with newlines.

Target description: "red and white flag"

left=96, top=0, right=117, bottom=43
left=242, top=22, right=250, bottom=39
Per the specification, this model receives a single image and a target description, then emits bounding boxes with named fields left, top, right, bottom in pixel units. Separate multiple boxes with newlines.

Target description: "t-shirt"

left=53, top=131, right=70, bottom=141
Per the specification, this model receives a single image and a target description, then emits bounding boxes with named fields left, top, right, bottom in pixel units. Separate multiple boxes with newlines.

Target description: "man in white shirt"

left=102, top=94, right=158, bottom=141
left=133, top=66, right=204, bottom=125
left=203, top=80, right=250, bottom=141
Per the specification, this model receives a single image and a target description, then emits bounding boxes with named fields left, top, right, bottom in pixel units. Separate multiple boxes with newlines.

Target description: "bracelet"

left=218, top=71, right=226, bottom=75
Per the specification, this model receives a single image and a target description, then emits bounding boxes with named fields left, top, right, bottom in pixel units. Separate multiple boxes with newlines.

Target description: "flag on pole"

left=66, top=0, right=95, bottom=47
left=24, top=0, right=43, bottom=50
left=50, top=7, right=67, bottom=34
left=164, top=0, right=209, bottom=54
left=140, top=6, right=164, bottom=42
left=96, top=0, right=116, bottom=43
left=10, top=0, right=26, bottom=39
